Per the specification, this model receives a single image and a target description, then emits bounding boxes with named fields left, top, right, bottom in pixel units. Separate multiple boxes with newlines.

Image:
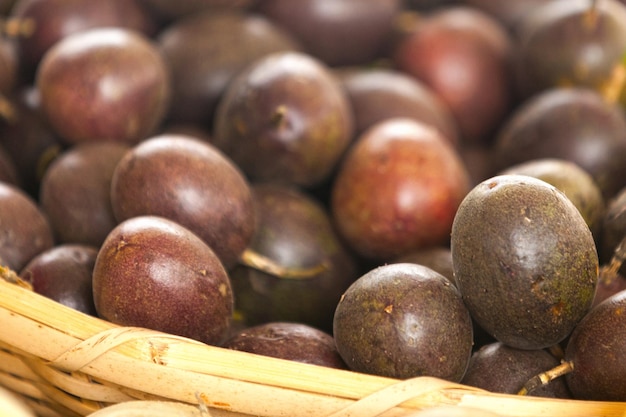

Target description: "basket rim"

left=1, top=275, right=626, bottom=417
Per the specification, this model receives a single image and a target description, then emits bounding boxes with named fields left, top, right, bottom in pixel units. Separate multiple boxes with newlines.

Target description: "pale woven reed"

left=1, top=276, right=625, bottom=417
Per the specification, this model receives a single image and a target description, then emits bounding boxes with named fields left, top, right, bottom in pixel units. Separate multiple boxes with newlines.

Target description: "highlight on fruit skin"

left=4, top=0, right=626, bottom=413
left=36, top=27, right=172, bottom=146
left=451, top=174, right=599, bottom=350
left=92, top=215, right=234, bottom=346
left=333, top=262, right=474, bottom=382
left=330, top=117, right=471, bottom=262
left=515, top=0, right=626, bottom=98
left=498, top=158, right=605, bottom=239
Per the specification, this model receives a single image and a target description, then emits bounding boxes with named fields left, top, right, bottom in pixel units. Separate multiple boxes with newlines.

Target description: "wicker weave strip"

left=328, top=377, right=482, bottom=417
left=3, top=276, right=626, bottom=416
left=25, top=399, right=65, bottom=417
left=25, top=358, right=135, bottom=403
left=49, top=327, right=205, bottom=373
left=0, top=347, right=39, bottom=381
left=0, top=370, right=47, bottom=402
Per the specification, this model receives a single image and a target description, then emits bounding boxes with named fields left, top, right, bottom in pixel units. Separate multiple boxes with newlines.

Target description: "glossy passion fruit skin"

left=110, top=135, right=255, bottom=270
left=515, top=0, right=626, bottom=98
left=461, top=341, right=571, bottom=398
left=230, top=182, right=359, bottom=333
left=36, top=27, right=171, bottom=146
left=499, top=158, right=605, bottom=241
left=564, top=290, right=626, bottom=401
left=223, top=321, right=347, bottom=369
left=93, top=215, right=233, bottom=346
left=333, top=263, right=473, bottom=381
left=330, top=118, right=470, bottom=262
left=212, top=51, right=354, bottom=188
left=451, top=175, right=598, bottom=350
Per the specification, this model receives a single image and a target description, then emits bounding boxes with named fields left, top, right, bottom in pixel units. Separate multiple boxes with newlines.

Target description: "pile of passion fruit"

left=1, top=0, right=626, bottom=409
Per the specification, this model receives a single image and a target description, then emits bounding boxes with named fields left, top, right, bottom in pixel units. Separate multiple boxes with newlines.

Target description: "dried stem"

left=0, top=265, right=32, bottom=290
left=0, top=17, right=35, bottom=37
left=393, top=10, right=423, bottom=36
left=598, top=234, right=626, bottom=288
left=600, top=63, right=626, bottom=105
left=0, top=93, right=17, bottom=123
left=583, top=0, right=600, bottom=30
left=270, top=104, right=288, bottom=128
left=36, top=144, right=62, bottom=182
left=239, top=247, right=328, bottom=280
left=517, top=360, right=574, bottom=396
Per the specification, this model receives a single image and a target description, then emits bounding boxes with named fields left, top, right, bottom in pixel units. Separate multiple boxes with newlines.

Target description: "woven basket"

left=1, top=272, right=626, bottom=417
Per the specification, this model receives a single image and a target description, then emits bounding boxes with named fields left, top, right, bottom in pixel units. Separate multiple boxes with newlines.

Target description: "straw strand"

left=49, top=327, right=204, bottom=373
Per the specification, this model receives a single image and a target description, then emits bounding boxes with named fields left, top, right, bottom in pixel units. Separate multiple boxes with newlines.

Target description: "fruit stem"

left=0, top=93, right=17, bottom=123
left=600, top=62, right=626, bottom=105
left=393, top=10, right=423, bottom=36
left=0, top=17, right=35, bottom=37
left=270, top=105, right=288, bottom=128
left=35, top=144, right=62, bottom=182
left=601, top=234, right=626, bottom=278
left=583, top=0, right=599, bottom=31
left=238, top=248, right=328, bottom=280
left=0, top=265, right=33, bottom=290
left=517, top=360, right=574, bottom=395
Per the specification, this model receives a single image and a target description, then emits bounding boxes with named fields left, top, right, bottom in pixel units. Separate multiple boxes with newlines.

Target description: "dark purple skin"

left=229, top=182, right=359, bottom=334
left=451, top=175, right=598, bottom=350
left=565, top=290, right=626, bottom=401
left=20, top=244, right=98, bottom=316
left=39, top=141, right=130, bottom=247
left=333, top=263, right=474, bottom=382
left=392, top=6, right=513, bottom=145
left=0, top=182, right=54, bottom=272
left=499, top=158, right=606, bottom=241
left=0, top=144, right=20, bottom=186
left=11, top=0, right=157, bottom=80
left=92, top=215, right=234, bottom=346
left=492, top=87, right=626, bottom=201
left=404, top=0, right=459, bottom=12
left=461, top=341, right=571, bottom=398
left=461, top=0, right=554, bottom=32
left=157, top=9, right=301, bottom=128
left=36, top=27, right=171, bottom=146
left=254, top=0, right=401, bottom=67
left=139, top=0, right=254, bottom=22
left=335, top=67, right=460, bottom=147
left=515, top=0, right=626, bottom=98
left=330, top=118, right=470, bottom=262
left=393, top=246, right=455, bottom=285
left=212, top=51, right=354, bottom=188
left=0, top=86, right=63, bottom=198
left=223, top=321, right=347, bottom=369
left=110, top=134, right=255, bottom=270
left=600, top=187, right=626, bottom=270
left=592, top=270, right=626, bottom=309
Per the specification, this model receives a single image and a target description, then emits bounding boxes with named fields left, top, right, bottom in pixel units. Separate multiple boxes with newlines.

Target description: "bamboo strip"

left=0, top=372, right=45, bottom=402
left=24, top=358, right=137, bottom=402
left=0, top=347, right=39, bottom=381
left=2, top=279, right=626, bottom=417
left=24, top=400, right=65, bottom=417
left=0, top=301, right=420, bottom=417
left=28, top=379, right=95, bottom=417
